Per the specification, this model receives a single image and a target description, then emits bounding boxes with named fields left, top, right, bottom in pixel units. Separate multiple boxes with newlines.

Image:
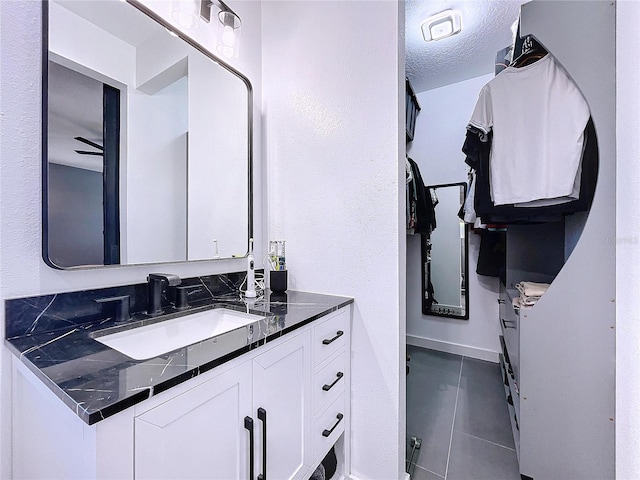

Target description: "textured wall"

left=616, top=1, right=640, bottom=477
left=0, top=1, right=263, bottom=476
left=261, top=1, right=405, bottom=478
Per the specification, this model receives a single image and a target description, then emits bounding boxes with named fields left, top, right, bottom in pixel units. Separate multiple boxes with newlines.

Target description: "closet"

left=407, top=1, right=616, bottom=478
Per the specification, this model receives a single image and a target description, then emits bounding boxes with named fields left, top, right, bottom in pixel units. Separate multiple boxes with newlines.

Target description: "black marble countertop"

left=5, top=289, right=353, bottom=425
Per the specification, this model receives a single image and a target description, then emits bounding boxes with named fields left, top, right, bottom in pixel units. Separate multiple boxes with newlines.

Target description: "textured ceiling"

left=406, top=0, right=523, bottom=93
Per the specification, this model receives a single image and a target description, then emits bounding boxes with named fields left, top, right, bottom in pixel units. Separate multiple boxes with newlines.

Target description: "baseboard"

left=348, top=474, right=409, bottom=480
left=407, top=334, right=499, bottom=363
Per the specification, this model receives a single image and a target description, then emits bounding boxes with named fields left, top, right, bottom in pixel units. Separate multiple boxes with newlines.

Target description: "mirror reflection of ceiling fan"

left=74, top=136, right=103, bottom=156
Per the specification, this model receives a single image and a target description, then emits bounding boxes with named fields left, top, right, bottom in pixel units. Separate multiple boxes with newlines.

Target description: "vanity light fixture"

left=171, top=0, right=200, bottom=30
left=200, top=0, right=242, bottom=58
left=421, top=10, right=462, bottom=42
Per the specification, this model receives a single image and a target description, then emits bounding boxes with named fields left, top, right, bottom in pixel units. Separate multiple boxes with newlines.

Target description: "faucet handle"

left=147, top=273, right=182, bottom=287
left=175, top=285, right=192, bottom=310
left=95, top=295, right=131, bottom=322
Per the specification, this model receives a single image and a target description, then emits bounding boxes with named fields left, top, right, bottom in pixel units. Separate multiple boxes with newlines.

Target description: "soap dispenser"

left=245, top=238, right=257, bottom=298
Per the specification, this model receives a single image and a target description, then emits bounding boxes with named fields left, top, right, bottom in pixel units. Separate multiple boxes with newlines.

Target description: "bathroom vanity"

left=6, top=278, right=352, bottom=479
left=14, top=1, right=353, bottom=476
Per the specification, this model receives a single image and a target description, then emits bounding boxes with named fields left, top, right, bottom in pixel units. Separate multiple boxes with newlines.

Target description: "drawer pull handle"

left=497, top=298, right=505, bottom=304
left=322, top=330, right=344, bottom=345
left=322, top=372, right=344, bottom=391
left=501, top=318, right=516, bottom=329
left=243, top=416, right=254, bottom=480
left=322, top=413, right=344, bottom=437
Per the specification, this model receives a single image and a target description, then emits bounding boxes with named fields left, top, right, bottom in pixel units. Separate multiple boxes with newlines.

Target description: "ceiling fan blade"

left=74, top=136, right=104, bottom=151
left=74, top=150, right=104, bottom=156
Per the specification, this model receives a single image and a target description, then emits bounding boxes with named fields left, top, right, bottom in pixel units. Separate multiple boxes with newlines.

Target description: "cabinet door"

left=253, top=332, right=312, bottom=480
left=135, top=361, right=253, bottom=480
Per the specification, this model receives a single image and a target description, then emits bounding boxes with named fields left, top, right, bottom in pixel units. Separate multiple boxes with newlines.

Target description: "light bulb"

left=222, top=25, right=235, bottom=47
left=216, top=9, right=241, bottom=58
left=430, top=20, right=454, bottom=40
left=171, top=0, right=199, bottom=29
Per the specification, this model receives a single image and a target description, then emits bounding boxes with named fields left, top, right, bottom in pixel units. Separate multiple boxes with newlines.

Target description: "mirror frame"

left=41, top=0, right=254, bottom=270
left=421, top=182, right=469, bottom=320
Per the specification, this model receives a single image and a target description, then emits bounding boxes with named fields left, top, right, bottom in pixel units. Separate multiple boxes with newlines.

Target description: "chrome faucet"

left=147, top=273, right=181, bottom=316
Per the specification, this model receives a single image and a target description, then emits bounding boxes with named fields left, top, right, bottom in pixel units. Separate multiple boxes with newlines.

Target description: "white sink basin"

left=94, top=308, right=264, bottom=360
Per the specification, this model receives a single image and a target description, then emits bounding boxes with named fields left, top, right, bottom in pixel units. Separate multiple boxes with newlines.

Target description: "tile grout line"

left=412, top=462, right=446, bottom=479
left=456, top=430, right=517, bottom=452
left=444, top=356, right=464, bottom=480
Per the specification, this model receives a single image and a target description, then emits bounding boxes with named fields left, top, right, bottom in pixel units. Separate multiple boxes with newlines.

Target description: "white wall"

left=187, top=52, right=249, bottom=260
left=261, top=2, right=405, bottom=478
left=127, top=76, right=189, bottom=263
left=0, top=0, right=262, bottom=477
left=49, top=2, right=136, bottom=86
left=616, top=1, right=640, bottom=477
left=133, top=22, right=251, bottom=260
left=407, top=74, right=501, bottom=361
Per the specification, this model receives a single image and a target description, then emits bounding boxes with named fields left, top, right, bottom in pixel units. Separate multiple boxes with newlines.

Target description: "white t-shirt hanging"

left=467, top=54, right=590, bottom=206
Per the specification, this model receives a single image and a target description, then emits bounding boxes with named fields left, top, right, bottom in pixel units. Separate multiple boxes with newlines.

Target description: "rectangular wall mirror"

left=421, top=182, right=469, bottom=319
left=42, top=0, right=253, bottom=269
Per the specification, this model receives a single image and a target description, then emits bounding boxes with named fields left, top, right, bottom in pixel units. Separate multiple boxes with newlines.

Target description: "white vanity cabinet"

left=251, top=330, right=312, bottom=480
left=11, top=305, right=351, bottom=480
left=133, top=309, right=351, bottom=480
left=135, top=330, right=311, bottom=480
left=310, top=309, right=348, bottom=466
left=134, top=361, right=253, bottom=480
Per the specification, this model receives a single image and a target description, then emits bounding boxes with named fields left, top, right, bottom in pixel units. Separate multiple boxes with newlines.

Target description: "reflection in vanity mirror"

left=421, top=182, right=469, bottom=319
left=43, top=0, right=252, bottom=269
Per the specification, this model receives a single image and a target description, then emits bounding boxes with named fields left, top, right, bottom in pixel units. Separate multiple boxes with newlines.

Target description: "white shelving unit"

left=497, top=2, right=616, bottom=479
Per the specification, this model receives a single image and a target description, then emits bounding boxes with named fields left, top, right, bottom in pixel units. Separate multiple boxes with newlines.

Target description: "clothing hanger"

left=511, top=50, right=547, bottom=68
left=509, top=18, right=549, bottom=68
left=510, top=35, right=548, bottom=67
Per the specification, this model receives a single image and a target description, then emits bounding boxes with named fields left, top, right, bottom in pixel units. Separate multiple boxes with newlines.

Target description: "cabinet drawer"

left=313, top=352, right=346, bottom=416
left=313, top=309, right=348, bottom=367
left=499, top=290, right=520, bottom=384
left=312, top=393, right=345, bottom=463
left=499, top=355, right=520, bottom=461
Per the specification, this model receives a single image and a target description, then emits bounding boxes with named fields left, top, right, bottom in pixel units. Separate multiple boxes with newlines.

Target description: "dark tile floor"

left=406, top=346, right=520, bottom=480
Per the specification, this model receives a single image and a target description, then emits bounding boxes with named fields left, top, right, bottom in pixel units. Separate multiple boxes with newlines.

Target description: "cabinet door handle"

left=257, top=407, right=267, bottom=480
left=322, top=372, right=344, bottom=391
left=322, top=330, right=344, bottom=345
left=243, top=416, right=254, bottom=480
left=497, top=298, right=505, bottom=305
left=322, top=413, right=344, bottom=437
left=501, top=318, right=516, bottom=329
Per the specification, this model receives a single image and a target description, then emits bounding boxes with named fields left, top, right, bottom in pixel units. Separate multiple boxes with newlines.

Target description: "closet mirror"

left=422, top=182, right=469, bottom=319
left=43, top=0, right=252, bottom=269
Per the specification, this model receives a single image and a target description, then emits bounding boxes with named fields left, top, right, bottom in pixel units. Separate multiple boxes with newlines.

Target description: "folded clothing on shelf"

left=515, top=281, right=550, bottom=307
left=512, top=296, right=523, bottom=310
